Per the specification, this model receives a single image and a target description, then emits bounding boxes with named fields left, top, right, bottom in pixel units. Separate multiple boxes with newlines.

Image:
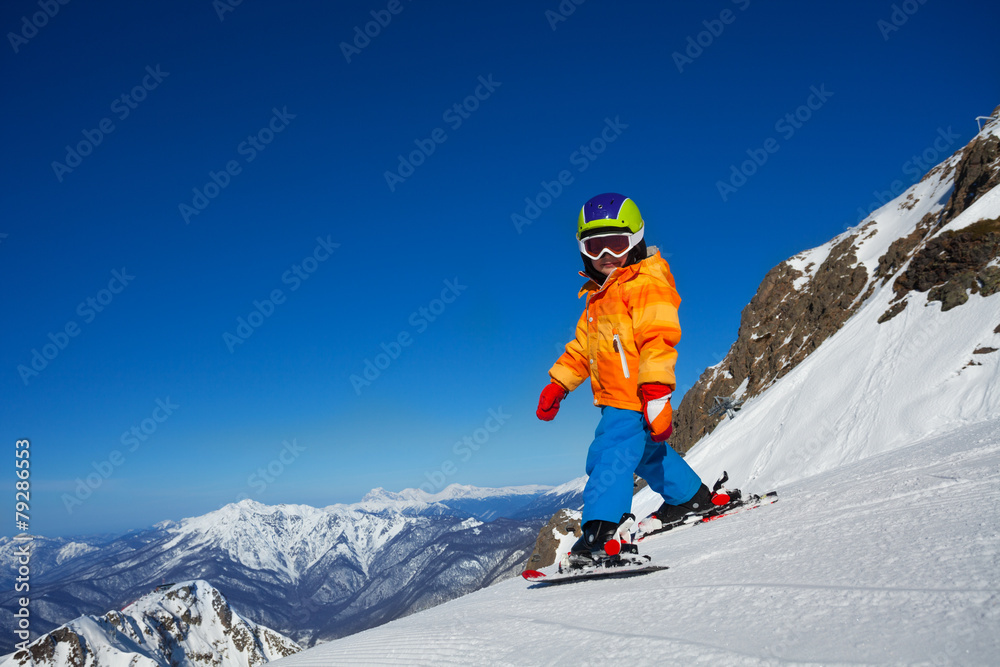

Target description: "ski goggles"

left=578, top=227, right=644, bottom=260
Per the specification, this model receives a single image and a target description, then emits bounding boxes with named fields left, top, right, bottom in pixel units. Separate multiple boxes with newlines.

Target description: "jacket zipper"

left=612, top=328, right=630, bottom=379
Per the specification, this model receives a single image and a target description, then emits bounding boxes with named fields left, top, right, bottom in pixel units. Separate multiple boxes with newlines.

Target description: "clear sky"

left=2, top=0, right=997, bottom=538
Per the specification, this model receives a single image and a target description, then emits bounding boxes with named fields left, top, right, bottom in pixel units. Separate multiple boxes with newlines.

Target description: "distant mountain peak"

left=3, top=580, right=299, bottom=667
left=0, top=485, right=582, bottom=657
left=361, top=482, right=555, bottom=505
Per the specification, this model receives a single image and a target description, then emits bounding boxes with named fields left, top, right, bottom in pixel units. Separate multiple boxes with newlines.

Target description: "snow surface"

left=270, top=422, right=1000, bottom=666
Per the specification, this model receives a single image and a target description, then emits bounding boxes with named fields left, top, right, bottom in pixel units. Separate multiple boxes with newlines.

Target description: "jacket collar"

left=578, top=251, right=662, bottom=298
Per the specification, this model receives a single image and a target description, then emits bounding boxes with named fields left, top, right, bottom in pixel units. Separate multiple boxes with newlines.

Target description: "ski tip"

left=521, top=570, right=546, bottom=580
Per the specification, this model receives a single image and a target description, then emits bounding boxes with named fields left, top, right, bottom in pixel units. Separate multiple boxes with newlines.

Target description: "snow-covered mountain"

left=360, top=482, right=562, bottom=521
left=0, top=484, right=580, bottom=655
left=679, top=110, right=1000, bottom=490
left=264, top=109, right=1000, bottom=665
left=2, top=580, right=299, bottom=667
left=673, top=105, right=1000, bottom=454
left=0, top=536, right=118, bottom=593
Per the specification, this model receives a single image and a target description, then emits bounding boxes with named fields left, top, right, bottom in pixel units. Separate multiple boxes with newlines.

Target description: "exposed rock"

left=522, top=509, right=580, bottom=571
left=882, top=119, right=1000, bottom=312
left=973, top=347, right=998, bottom=355
left=876, top=213, right=936, bottom=284
left=671, top=235, right=868, bottom=453
left=981, top=266, right=1000, bottom=297
left=878, top=300, right=908, bottom=324
left=895, top=218, right=1000, bottom=311
left=23, top=627, right=82, bottom=665
left=938, top=118, right=1000, bottom=229
left=633, top=474, right=649, bottom=493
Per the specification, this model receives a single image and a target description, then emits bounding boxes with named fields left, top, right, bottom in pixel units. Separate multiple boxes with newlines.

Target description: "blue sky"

left=2, top=0, right=997, bottom=538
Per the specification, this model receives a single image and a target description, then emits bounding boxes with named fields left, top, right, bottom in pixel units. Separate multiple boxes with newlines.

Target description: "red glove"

left=536, top=382, right=567, bottom=421
left=640, top=384, right=673, bottom=442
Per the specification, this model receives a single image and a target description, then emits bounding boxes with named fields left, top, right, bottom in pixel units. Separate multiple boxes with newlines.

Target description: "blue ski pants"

left=581, top=406, right=701, bottom=525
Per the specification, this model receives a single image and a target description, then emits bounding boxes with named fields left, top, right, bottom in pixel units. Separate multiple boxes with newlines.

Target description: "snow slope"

left=680, top=163, right=1000, bottom=493
left=270, top=421, right=1000, bottom=665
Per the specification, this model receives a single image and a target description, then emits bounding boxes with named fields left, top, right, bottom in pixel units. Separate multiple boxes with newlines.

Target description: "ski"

left=636, top=490, right=778, bottom=542
left=522, top=561, right=668, bottom=586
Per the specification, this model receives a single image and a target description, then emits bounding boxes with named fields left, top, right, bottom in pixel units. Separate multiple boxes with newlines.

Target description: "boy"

left=536, top=193, right=733, bottom=567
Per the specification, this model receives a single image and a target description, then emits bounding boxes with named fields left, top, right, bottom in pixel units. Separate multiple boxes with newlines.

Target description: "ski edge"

left=522, top=564, right=668, bottom=586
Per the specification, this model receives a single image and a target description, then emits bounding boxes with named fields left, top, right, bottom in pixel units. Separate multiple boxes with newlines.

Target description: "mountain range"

left=0, top=483, right=583, bottom=656
left=1, top=580, right=299, bottom=667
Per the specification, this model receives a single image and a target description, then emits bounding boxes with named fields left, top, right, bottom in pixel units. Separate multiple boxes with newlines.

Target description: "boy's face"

left=591, top=252, right=627, bottom=277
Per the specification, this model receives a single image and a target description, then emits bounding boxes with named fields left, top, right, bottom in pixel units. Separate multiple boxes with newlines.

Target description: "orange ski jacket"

left=549, top=251, right=681, bottom=412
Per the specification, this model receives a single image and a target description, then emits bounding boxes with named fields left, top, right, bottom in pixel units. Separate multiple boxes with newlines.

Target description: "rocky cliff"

left=670, top=105, right=1000, bottom=454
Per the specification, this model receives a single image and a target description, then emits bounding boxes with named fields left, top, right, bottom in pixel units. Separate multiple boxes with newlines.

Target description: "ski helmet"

left=577, top=193, right=644, bottom=240
left=576, top=193, right=648, bottom=283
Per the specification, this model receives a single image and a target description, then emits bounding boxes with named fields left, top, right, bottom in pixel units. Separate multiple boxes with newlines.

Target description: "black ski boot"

left=638, top=473, right=742, bottom=535
left=567, top=519, right=620, bottom=568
